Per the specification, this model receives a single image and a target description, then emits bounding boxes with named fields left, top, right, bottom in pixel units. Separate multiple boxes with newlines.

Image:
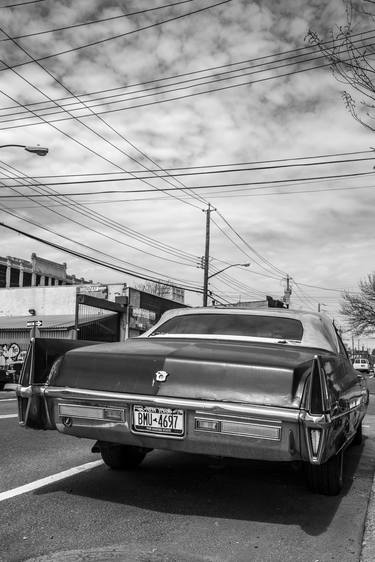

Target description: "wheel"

left=99, top=443, right=149, bottom=470
left=304, top=450, right=344, bottom=495
left=352, top=422, right=363, bottom=446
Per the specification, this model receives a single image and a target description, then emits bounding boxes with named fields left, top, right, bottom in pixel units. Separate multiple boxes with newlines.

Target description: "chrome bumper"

left=17, top=385, right=304, bottom=462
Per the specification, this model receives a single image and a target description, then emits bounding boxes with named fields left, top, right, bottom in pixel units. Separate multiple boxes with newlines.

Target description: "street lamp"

left=208, top=262, right=251, bottom=280
left=0, top=144, right=48, bottom=156
left=203, top=262, right=250, bottom=306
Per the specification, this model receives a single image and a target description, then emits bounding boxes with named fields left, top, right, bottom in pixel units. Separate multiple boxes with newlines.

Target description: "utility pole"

left=203, top=204, right=214, bottom=306
left=283, top=274, right=292, bottom=308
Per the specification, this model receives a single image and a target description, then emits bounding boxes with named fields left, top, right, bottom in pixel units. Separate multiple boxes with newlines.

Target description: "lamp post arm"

left=0, top=144, right=48, bottom=156
left=0, top=144, right=27, bottom=149
left=208, top=263, right=250, bottom=280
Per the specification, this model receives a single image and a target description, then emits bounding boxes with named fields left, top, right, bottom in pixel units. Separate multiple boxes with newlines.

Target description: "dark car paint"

left=49, top=337, right=338, bottom=409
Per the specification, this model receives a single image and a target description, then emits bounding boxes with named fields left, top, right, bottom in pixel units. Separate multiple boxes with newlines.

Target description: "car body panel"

left=16, top=308, right=368, bottom=475
left=48, top=338, right=334, bottom=408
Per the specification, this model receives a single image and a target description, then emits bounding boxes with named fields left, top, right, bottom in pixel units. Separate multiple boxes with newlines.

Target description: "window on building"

left=0, top=264, right=6, bottom=288
left=10, top=267, right=20, bottom=287
left=23, top=272, right=32, bottom=287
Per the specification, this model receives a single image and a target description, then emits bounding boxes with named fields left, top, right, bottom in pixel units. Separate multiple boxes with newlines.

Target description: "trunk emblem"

left=153, top=370, right=169, bottom=384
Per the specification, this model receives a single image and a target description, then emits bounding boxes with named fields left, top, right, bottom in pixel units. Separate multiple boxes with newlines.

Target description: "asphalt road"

left=1, top=389, right=375, bottom=562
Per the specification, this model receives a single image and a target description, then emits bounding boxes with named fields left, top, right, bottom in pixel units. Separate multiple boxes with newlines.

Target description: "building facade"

left=0, top=253, right=92, bottom=289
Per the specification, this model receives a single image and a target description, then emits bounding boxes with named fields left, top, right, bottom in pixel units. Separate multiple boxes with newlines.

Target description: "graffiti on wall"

left=0, top=343, right=24, bottom=367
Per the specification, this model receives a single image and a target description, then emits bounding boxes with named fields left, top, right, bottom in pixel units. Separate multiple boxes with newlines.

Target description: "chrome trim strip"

left=221, top=420, right=281, bottom=441
left=59, top=403, right=126, bottom=422
left=42, top=386, right=300, bottom=421
left=195, top=417, right=281, bottom=441
left=195, top=410, right=283, bottom=424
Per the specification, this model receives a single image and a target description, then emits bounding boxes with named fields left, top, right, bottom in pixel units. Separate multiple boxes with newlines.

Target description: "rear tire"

left=305, top=450, right=344, bottom=495
left=99, top=443, right=148, bottom=470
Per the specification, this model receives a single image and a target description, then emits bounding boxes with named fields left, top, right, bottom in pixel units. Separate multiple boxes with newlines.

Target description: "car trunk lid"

left=52, top=337, right=326, bottom=408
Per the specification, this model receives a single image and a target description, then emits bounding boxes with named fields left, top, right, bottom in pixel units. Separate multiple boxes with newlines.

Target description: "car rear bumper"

left=17, top=385, right=307, bottom=462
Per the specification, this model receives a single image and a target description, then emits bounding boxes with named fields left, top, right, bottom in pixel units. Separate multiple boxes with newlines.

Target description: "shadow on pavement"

left=35, top=440, right=367, bottom=537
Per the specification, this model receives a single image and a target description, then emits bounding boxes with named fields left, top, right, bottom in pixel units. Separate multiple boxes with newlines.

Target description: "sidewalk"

left=361, top=466, right=375, bottom=562
left=360, top=385, right=375, bottom=562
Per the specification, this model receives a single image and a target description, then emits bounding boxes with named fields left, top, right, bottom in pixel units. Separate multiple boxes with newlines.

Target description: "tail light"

left=308, top=355, right=329, bottom=415
left=303, top=355, right=330, bottom=463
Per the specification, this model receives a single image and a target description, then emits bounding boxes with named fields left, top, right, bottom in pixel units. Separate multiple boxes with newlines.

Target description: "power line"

left=0, top=25, right=207, bottom=209
left=0, top=1, right=196, bottom=36
left=0, top=159, right=201, bottom=267
left=1, top=155, right=374, bottom=188
left=2, top=149, right=371, bottom=181
left=0, top=0, right=47, bottom=7
left=0, top=200, right=202, bottom=284
left=0, top=0, right=233, bottom=70
left=2, top=38, right=374, bottom=132
left=1, top=26, right=373, bottom=114
left=215, top=211, right=287, bottom=277
left=0, top=219, right=204, bottom=294
left=3, top=170, right=374, bottom=198
left=210, top=216, right=284, bottom=279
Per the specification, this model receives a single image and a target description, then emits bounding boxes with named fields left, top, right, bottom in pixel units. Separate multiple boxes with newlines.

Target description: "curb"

left=360, top=430, right=375, bottom=561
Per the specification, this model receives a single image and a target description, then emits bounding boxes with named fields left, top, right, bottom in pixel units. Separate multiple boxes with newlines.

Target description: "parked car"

left=353, top=357, right=370, bottom=374
left=0, top=366, right=12, bottom=390
left=16, top=308, right=369, bottom=495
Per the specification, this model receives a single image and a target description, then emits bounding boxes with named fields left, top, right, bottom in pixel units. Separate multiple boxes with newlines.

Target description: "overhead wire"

left=0, top=24, right=207, bottom=210
left=210, top=216, right=285, bottom=278
left=0, top=32, right=211, bottom=271
left=0, top=7, right=362, bottom=298
left=0, top=0, right=234, bottom=70
left=0, top=23, right=220, bottom=288
left=0, top=1, right=197, bottom=39
left=2, top=34, right=375, bottom=130
left=1, top=154, right=374, bottom=188
left=2, top=149, right=372, bottom=181
left=0, top=197, right=203, bottom=284
left=0, top=0, right=47, bottom=7
left=5, top=169, right=375, bottom=199
left=0, top=159, right=201, bottom=267
left=215, top=211, right=287, bottom=277
left=3, top=51, right=375, bottom=130
left=0, top=219, right=204, bottom=293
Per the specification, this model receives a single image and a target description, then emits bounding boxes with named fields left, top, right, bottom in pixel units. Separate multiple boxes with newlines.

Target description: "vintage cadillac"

left=16, top=308, right=369, bottom=495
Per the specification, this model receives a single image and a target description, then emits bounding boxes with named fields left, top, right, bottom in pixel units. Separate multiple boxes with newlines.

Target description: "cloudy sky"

left=0, top=0, right=374, bottom=344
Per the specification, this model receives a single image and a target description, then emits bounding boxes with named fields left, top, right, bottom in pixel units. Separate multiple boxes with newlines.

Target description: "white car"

left=353, top=358, right=370, bottom=373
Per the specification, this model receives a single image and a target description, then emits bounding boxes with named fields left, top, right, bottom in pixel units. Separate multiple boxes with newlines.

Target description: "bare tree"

left=307, top=1, right=375, bottom=131
left=341, top=274, right=375, bottom=334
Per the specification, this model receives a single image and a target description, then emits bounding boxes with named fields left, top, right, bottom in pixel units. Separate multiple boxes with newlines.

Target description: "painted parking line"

left=0, top=460, right=104, bottom=502
left=0, top=398, right=17, bottom=402
left=0, top=414, right=18, bottom=419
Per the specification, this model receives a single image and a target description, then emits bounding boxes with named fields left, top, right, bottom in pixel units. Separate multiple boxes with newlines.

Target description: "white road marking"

left=0, top=414, right=18, bottom=419
left=0, top=398, right=16, bottom=402
left=0, top=460, right=104, bottom=502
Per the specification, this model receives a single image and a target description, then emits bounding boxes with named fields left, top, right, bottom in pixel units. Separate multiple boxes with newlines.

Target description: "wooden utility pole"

left=203, top=204, right=214, bottom=306
left=283, top=274, right=291, bottom=308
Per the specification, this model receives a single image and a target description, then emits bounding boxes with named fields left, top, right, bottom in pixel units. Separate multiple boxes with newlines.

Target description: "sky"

left=0, top=0, right=374, bottom=348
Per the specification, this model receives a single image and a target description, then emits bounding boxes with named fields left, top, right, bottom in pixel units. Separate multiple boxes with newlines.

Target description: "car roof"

left=143, top=307, right=339, bottom=353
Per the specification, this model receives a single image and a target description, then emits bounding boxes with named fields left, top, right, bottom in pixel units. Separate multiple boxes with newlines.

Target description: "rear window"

left=151, top=313, right=303, bottom=341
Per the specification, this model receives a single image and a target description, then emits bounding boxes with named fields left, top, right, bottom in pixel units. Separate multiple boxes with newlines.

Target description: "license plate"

left=132, top=405, right=184, bottom=436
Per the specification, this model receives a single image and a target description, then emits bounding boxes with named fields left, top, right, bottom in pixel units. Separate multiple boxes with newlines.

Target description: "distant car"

left=353, top=358, right=370, bottom=373
left=0, top=367, right=12, bottom=390
left=16, top=308, right=369, bottom=495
